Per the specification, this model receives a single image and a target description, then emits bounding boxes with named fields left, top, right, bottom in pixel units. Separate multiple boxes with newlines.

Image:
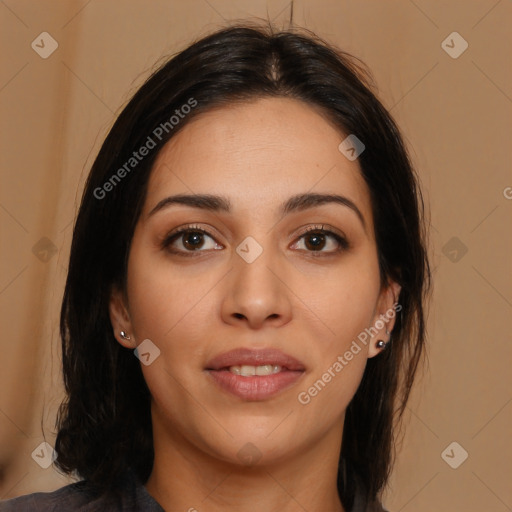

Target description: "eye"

left=291, top=224, right=349, bottom=254
left=161, top=223, right=349, bottom=257
left=162, top=224, right=223, bottom=256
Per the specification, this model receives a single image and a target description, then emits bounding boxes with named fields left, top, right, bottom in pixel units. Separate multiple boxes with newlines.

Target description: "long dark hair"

left=55, top=23, right=431, bottom=509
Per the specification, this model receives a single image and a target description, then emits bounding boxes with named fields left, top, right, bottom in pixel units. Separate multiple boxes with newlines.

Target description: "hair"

left=55, top=22, right=431, bottom=510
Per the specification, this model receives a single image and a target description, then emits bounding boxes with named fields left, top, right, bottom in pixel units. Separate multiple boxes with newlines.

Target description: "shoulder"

left=0, top=472, right=164, bottom=512
left=0, top=480, right=95, bottom=511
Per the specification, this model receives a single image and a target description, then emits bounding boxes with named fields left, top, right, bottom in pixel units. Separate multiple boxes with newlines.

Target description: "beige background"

left=0, top=1, right=511, bottom=510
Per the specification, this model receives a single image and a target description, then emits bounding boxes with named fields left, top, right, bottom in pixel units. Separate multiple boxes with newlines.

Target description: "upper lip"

left=205, top=348, right=305, bottom=371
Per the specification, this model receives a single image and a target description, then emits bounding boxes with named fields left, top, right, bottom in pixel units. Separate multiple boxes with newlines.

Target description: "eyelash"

left=161, top=223, right=349, bottom=258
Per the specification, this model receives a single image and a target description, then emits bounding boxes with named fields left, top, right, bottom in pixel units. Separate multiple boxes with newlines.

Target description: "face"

left=110, top=97, right=400, bottom=467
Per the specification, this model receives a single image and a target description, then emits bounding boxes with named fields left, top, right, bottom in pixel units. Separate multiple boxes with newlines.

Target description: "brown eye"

left=303, top=232, right=327, bottom=251
left=293, top=226, right=349, bottom=254
left=181, top=231, right=206, bottom=250
left=162, top=226, right=223, bottom=256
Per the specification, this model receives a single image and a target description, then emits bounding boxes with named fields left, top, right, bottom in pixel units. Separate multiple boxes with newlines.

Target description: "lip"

left=205, top=348, right=306, bottom=401
left=205, top=348, right=306, bottom=371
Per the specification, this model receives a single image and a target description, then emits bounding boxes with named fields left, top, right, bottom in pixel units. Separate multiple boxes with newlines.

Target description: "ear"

left=109, top=286, right=136, bottom=349
left=367, top=279, right=401, bottom=358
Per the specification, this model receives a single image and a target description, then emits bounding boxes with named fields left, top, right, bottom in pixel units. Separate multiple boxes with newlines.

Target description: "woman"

left=0, top=23, right=430, bottom=512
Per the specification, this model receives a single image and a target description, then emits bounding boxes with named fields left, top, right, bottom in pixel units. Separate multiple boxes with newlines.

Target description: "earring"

left=120, top=331, right=131, bottom=340
left=377, top=329, right=392, bottom=349
left=376, top=340, right=387, bottom=349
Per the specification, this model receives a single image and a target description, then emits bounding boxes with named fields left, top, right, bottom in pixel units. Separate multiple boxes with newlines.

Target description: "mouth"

left=205, top=348, right=306, bottom=401
left=223, top=364, right=286, bottom=376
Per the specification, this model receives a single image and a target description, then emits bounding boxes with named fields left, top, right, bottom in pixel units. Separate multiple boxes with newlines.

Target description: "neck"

left=145, top=419, right=346, bottom=512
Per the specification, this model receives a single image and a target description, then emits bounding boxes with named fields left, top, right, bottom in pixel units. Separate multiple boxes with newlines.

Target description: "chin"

left=215, top=436, right=295, bottom=468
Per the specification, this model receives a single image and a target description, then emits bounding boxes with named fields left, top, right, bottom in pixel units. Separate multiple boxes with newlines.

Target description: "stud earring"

left=376, top=340, right=387, bottom=349
left=120, top=331, right=131, bottom=340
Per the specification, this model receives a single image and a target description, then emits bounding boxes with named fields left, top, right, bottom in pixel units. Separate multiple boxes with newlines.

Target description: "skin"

left=110, top=97, right=401, bottom=512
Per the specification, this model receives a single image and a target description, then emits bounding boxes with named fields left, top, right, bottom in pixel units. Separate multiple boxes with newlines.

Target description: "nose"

left=221, top=246, right=293, bottom=330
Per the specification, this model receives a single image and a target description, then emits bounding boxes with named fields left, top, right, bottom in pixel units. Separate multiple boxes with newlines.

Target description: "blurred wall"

left=0, top=1, right=510, bottom=510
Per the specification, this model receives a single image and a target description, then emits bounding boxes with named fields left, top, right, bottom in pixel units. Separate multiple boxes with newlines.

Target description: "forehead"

left=145, top=97, right=373, bottom=227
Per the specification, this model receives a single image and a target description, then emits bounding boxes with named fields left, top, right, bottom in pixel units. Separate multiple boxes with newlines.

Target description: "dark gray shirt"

left=0, top=472, right=163, bottom=512
left=0, top=472, right=388, bottom=511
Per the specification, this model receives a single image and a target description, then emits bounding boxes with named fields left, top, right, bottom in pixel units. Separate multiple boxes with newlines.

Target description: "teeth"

left=229, top=364, right=282, bottom=376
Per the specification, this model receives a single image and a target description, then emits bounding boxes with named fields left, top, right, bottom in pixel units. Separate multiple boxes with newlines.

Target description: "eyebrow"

left=148, top=192, right=366, bottom=230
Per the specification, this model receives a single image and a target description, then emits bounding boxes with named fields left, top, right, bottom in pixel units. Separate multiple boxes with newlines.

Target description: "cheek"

left=125, top=248, right=213, bottom=410
left=309, top=254, right=381, bottom=347
left=125, top=240, right=209, bottom=341
left=299, top=353, right=367, bottom=414
left=295, top=276, right=376, bottom=425
left=294, top=252, right=380, bottom=414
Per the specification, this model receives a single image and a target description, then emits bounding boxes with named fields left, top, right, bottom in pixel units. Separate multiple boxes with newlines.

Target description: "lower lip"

left=206, top=369, right=304, bottom=401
